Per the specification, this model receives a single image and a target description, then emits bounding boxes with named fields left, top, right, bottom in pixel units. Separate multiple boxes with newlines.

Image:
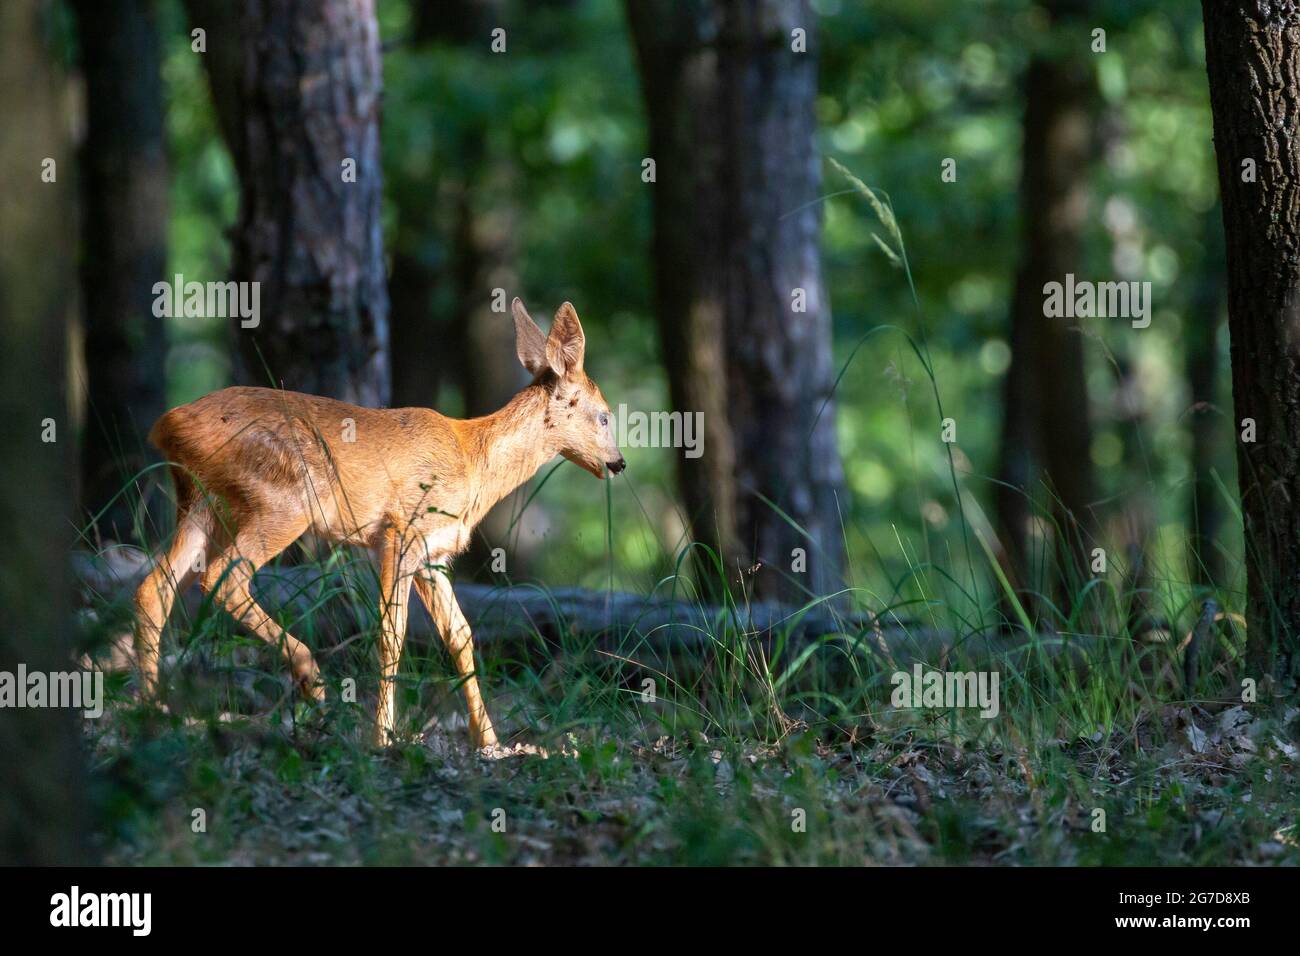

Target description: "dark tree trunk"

left=451, top=154, right=526, bottom=421
left=994, top=224, right=1044, bottom=613
left=717, top=1, right=846, bottom=601
left=388, top=241, right=445, bottom=409
left=387, top=0, right=464, bottom=411
left=626, top=0, right=845, bottom=601
left=387, top=154, right=448, bottom=413
left=452, top=153, right=534, bottom=579
left=996, top=2, right=1096, bottom=619
left=72, top=0, right=168, bottom=542
left=1112, top=354, right=1157, bottom=635
left=388, top=4, right=534, bottom=579
left=182, top=0, right=242, bottom=153
left=226, top=0, right=391, bottom=405
left=1202, top=2, right=1300, bottom=684
left=1186, top=205, right=1227, bottom=590
left=0, top=0, right=89, bottom=864
left=625, top=0, right=740, bottom=587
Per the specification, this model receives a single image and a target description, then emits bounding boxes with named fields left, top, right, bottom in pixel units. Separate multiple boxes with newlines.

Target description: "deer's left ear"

left=512, top=298, right=549, bottom=376
left=546, top=302, right=586, bottom=377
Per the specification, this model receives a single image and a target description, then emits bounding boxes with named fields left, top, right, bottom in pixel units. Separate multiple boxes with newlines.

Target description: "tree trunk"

left=1202, top=2, right=1300, bottom=684
left=453, top=151, right=535, bottom=579
left=453, top=157, right=526, bottom=421
left=387, top=0, right=476, bottom=411
left=388, top=239, right=446, bottom=409
left=1112, top=354, right=1157, bottom=635
left=994, top=221, right=1043, bottom=614
left=183, top=0, right=243, bottom=153
left=625, top=0, right=740, bottom=589
left=626, top=0, right=845, bottom=601
left=0, top=0, right=89, bottom=864
left=718, top=1, right=846, bottom=602
left=996, top=2, right=1096, bottom=619
left=1185, top=205, right=1227, bottom=590
left=72, top=0, right=168, bottom=542
left=227, top=0, right=391, bottom=405
left=387, top=4, right=535, bottom=579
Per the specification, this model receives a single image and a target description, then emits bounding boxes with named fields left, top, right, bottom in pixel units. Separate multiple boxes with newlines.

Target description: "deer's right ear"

left=512, top=298, right=548, bottom=376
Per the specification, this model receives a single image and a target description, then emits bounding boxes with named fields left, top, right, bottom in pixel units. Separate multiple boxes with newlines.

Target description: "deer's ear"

left=512, top=298, right=548, bottom=376
left=546, top=302, right=586, bottom=377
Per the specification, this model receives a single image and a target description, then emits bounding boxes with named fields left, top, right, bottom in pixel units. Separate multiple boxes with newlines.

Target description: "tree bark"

left=625, top=0, right=740, bottom=588
left=626, top=0, right=845, bottom=601
left=996, top=1, right=1096, bottom=619
left=0, top=0, right=89, bottom=864
left=72, top=0, right=168, bottom=542
left=226, top=0, right=391, bottom=405
left=1202, top=1, right=1300, bottom=684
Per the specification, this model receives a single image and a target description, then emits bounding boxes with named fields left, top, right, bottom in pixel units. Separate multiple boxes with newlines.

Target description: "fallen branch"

left=73, top=547, right=1092, bottom=676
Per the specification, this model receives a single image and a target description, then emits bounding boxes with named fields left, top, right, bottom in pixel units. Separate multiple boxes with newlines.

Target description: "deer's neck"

left=458, top=384, right=555, bottom=526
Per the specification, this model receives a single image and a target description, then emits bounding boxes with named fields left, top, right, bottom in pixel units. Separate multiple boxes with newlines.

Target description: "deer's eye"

left=599, top=413, right=609, bottom=428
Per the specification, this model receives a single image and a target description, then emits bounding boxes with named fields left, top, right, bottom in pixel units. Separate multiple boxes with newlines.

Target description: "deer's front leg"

left=415, top=568, right=499, bottom=749
left=374, top=532, right=415, bottom=747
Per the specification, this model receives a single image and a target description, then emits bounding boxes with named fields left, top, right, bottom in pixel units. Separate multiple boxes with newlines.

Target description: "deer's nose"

left=606, top=456, right=626, bottom=475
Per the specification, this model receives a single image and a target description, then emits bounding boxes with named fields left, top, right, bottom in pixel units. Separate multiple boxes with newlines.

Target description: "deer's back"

left=150, top=386, right=468, bottom=544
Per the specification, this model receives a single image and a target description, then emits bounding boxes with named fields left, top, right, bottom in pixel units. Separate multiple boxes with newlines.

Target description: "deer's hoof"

left=297, top=673, right=326, bottom=703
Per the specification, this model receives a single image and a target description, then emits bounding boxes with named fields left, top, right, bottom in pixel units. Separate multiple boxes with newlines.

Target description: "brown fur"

left=132, top=301, right=622, bottom=748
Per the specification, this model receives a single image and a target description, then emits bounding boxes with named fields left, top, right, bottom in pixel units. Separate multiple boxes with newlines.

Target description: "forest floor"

left=90, top=682, right=1300, bottom=865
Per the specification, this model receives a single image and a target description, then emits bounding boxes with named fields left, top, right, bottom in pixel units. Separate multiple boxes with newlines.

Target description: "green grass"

left=78, top=516, right=1300, bottom=866
left=85, top=669, right=1300, bottom=865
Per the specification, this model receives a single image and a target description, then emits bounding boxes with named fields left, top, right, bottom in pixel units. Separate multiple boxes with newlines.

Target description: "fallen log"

left=72, top=547, right=1093, bottom=677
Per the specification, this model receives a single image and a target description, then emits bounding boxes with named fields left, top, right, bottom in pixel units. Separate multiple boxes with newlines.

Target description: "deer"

left=132, top=299, right=624, bottom=749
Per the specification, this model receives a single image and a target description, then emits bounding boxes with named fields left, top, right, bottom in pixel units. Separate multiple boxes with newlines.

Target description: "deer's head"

left=512, top=298, right=625, bottom=479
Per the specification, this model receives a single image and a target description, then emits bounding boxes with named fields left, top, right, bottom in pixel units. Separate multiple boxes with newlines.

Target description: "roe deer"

left=133, top=300, right=624, bottom=748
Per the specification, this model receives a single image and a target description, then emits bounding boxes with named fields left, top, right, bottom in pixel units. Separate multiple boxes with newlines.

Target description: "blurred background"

left=20, top=0, right=1229, bottom=620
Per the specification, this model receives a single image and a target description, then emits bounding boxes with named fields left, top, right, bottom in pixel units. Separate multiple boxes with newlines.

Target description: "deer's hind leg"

left=200, top=513, right=322, bottom=700
left=134, top=504, right=212, bottom=698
